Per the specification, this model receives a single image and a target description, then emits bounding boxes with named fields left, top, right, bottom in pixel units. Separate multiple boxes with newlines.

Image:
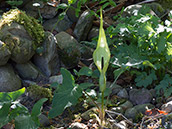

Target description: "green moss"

left=27, top=85, right=53, bottom=103
left=0, top=9, right=45, bottom=49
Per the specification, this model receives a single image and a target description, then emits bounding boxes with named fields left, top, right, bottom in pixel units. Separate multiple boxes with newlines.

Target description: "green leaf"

left=79, top=83, right=94, bottom=90
left=157, top=33, right=166, bottom=53
left=0, top=88, right=25, bottom=103
left=93, top=8, right=110, bottom=74
left=78, top=67, right=92, bottom=76
left=15, top=115, right=38, bottom=129
left=31, top=98, right=48, bottom=125
left=102, top=2, right=110, bottom=10
left=0, top=103, right=11, bottom=128
left=10, top=103, right=29, bottom=120
left=109, top=0, right=116, bottom=7
left=49, top=68, right=82, bottom=118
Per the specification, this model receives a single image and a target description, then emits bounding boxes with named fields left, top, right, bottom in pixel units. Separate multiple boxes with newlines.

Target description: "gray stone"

left=161, top=100, right=172, bottom=113
left=39, top=114, right=50, bottom=127
left=40, top=4, right=58, bottom=19
left=124, top=107, right=138, bottom=120
left=22, top=0, right=39, bottom=18
left=109, top=84, right=123, bottom=95
left=0, top=22, right=35, bottom=63
left=33, top=31, right=60, bottom=77
left=81, top=107, right=98, bottom=121
left=87, top=27, right=99, bottom=41
left=166, top=97, right=172, bottom=102
left=0, top=64, right=21, bottom=92
left=117, top=88, right=129, bottom=99
left=23, top=0, right=57, bottom=19
left=14, top=61, right=40, bottom=80
left=78, top=44, right=93, bottom=60
left=0, top=40, right=11, bottom=66
left=129, top=88, right=153, bottom=105
left=49, top=75, right=63, bottom=84
left=22, top=80, right=37, bottom=87
left=55, top=31, right=81, bottom=68
left=61, top=0, right=78, bottom=22
left=120, top=101, right=133, bottom=111
left=135, top=103, right=154, bottom=114
left=74, top=10, right=94, bottom=41
left=69, top=122, right=87, bottom=129
left=43, top=15, right=72, bottom=32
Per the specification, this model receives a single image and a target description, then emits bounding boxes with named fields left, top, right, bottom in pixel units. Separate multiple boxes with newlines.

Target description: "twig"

left=140, top=112, right=172, bottom=128
left=105, top=110, right=135, bottom=126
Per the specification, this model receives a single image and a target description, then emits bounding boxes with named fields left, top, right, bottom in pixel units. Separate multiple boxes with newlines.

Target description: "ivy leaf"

left=49, top=68, right=82, bottom=118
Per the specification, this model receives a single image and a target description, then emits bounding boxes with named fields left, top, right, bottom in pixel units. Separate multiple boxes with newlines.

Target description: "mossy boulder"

left=27, top=85, right=53, bottom=103
left=0, top=9, right=45, bottom=63
left=0, top=40, right=11, bottom=66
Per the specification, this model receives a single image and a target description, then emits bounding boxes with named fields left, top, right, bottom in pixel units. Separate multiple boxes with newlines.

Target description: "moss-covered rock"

left=0, top=9, right=45, bottom=63
left=27, top=85, right=53, bottom=103
left=0, top=9, right=44, bottom=47
left=0, top=40, right=11, bottom=66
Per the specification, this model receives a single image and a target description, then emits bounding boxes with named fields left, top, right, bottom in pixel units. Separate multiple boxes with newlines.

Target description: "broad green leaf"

left=58, top=68, right=75, bottom=91
left=31, top=98, right=48, bottom=125
left=93, top=8, right=110, bottom=74
left=157, top=33, right=166, bottom=53
left=49, top=68, right=82, bottom=118
left=78, top=67, right=92, bottom=76
left=79, top=83, right=94, bottom=90
left=0, top=103, right=11, bottom=128
left=0, top=88, right=25, bottom=103
left=15, top=115, right=38, bottom=129
left=31, top=98, right=48, bottom=117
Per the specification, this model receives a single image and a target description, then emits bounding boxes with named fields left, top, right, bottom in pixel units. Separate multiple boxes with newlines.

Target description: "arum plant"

left=93, top=8, right=110, bottom=128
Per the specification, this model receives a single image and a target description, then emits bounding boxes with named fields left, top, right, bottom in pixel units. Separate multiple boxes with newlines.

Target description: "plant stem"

left=100, top=91, right=104, bottom=129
